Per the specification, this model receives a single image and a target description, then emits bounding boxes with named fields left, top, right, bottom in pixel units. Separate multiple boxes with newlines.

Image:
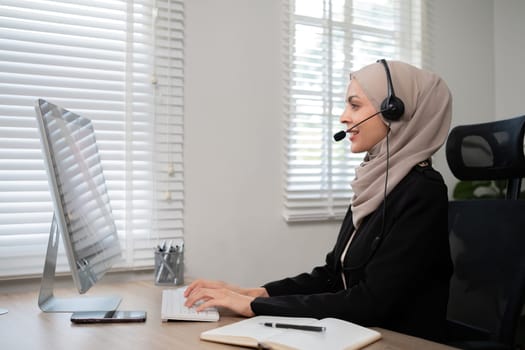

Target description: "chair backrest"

left=446, top=115, right=525, bottom=199
left=446, top=115, right=525, bottom=348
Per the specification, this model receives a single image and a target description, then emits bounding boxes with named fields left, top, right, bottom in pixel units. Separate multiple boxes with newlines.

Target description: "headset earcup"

left=381, top=96, right=405, bottom=121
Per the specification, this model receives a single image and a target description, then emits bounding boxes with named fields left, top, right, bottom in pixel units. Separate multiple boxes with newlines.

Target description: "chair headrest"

left=446, top=115, right=525, bottom=180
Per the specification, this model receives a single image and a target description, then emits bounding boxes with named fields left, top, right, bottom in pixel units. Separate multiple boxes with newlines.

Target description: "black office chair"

left=445, top=115, right=525, bottom=350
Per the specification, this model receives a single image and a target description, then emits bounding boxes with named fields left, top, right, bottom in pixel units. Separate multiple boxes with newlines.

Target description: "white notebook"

left=161, top=287, right=220, bottom=322
left=200, top=315, right=381, bottom=350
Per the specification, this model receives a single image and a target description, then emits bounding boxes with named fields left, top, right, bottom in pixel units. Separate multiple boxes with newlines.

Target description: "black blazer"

left=251, top=164, right=453, bottom=342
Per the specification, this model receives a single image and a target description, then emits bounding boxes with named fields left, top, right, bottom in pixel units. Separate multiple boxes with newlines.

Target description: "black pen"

left=261, top=322, right=326, bottom=332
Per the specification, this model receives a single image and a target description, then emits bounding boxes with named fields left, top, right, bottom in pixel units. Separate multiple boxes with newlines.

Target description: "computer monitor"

left=34, top=99, right=122, bottom=312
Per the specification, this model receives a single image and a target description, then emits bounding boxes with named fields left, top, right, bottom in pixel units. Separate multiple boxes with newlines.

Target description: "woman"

left=184, top=60, right=453, bottom=342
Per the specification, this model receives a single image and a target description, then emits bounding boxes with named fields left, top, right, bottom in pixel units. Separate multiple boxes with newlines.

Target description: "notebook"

left=200, top=315, right=381, bottom=350
left=161, top=287, right=220, bottom=322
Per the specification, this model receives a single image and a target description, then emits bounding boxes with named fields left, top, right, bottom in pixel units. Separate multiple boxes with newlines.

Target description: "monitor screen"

left=35, top=99, right=122, bottom=301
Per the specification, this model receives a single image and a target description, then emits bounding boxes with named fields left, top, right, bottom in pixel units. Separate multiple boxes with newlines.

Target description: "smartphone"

left=70, top=310, right=147, bottom=324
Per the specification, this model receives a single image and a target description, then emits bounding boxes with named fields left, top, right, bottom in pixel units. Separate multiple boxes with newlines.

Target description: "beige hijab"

left=350, top=61, right=452, bottom=229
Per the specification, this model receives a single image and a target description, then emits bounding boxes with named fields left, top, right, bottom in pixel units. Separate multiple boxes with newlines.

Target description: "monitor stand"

left=0, top=308, right=7, bottom=315
left=38, top=215, right=122, bottom=312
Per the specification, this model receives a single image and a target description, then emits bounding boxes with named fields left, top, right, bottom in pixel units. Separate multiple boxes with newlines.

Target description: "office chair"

left=445, top=115, right=525, bottom=350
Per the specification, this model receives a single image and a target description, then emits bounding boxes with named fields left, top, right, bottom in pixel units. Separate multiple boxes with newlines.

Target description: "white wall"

left=494, top=0, right=525, bottom=119
left=184, top=0, right=340, bottom=286
left=430, top=0, right=525, bottom=196
left=184, top=0, right=525, bottom=287
left=427, top=0, right=495, bottom=194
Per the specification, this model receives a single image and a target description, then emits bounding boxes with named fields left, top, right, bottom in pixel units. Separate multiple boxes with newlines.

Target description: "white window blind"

left=283, top=0, right=422, bottom=222
left=0, top=0, right=184, bottom=278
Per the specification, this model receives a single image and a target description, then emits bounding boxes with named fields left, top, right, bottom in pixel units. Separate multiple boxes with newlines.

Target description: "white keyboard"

left=161, top=287, right=220, bottom=322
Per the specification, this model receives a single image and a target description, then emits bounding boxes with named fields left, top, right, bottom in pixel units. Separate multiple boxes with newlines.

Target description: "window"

left=283, top=0, right=422, bottom=222
left=0, top=0, right=184, bottom=277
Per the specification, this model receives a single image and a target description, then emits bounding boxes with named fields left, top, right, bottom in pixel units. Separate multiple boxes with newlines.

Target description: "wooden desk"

left=0, top=273, right=458, bottom=350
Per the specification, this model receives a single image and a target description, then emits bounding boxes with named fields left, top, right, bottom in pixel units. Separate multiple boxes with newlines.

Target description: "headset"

left=333, top=59, right=406, bottom=142
left=341, top=59, right=407, bottom=277
left=377, top=58, right=405, bottom=121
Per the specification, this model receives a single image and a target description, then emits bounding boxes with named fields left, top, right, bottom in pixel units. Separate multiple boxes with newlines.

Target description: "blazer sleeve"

left=251, top=171, right=450, bottom=326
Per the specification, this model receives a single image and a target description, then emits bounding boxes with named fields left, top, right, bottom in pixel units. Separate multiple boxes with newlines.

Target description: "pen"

left=261, top=322, right=326, bottom=332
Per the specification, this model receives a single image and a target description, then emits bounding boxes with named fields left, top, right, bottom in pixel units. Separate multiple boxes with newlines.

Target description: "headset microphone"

left=333, top=130, right=347, bottom=142
left=333, top=109, right=386, bottom=142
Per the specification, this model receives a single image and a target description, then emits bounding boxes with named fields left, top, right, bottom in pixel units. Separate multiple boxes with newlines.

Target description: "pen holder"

left=154, top=248, right=184, bottom=286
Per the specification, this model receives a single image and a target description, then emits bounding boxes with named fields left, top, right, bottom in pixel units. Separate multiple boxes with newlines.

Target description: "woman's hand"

left=184, top=279, right=233, bottom=295
left=184, top=279, right=269, bottom=299
left=184, top=286, right=256, bottom=317
left=183, top=279, right=270, bottom=317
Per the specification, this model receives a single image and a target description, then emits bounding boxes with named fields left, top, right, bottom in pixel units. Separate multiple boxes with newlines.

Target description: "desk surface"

left=0, top=273, right=458, bottom=350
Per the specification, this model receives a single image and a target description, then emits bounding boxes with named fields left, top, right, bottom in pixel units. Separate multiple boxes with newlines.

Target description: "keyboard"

left=161, top=287, right=220, bottom=322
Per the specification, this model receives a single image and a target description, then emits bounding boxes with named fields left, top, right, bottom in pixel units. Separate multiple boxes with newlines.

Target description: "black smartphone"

left=70, top=310, right=147, bottom=324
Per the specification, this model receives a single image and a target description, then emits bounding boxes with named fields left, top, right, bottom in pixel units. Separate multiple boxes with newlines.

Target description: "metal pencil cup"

left=154, top=248, right=184, bottom=286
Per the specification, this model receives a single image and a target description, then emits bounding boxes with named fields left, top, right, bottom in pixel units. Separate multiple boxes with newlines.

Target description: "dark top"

left=251, top=164, right=453, bottom=342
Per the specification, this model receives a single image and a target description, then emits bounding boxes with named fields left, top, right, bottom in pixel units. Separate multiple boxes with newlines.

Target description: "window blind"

left=283, top=0, right=422, bottom=222
left=0, top=0, right=184, bottom=278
